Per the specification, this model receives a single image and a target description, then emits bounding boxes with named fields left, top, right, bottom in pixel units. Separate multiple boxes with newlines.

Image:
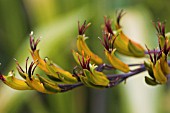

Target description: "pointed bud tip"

left=78, top=21, right=91, bottom=35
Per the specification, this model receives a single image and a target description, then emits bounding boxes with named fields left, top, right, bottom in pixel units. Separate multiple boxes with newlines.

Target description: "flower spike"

left=3, top=9, right=170, bottom=93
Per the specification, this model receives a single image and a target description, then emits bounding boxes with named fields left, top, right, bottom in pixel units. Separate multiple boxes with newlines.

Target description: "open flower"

left=77, top=51, right=110, bottom=88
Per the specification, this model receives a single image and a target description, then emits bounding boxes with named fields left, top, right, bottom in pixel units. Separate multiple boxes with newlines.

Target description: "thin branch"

left=57, top=64, right=146, bottom=92
left=107, top=64, right=146, bottom=87
left=144, top=49, right=160, bottom=54
left=96, top=63, right=143, bottom=72
left=58, top=83, right=83, bottom=92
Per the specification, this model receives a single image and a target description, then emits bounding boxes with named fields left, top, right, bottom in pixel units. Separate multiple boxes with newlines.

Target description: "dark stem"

left=58, top=63, right=147, bottom=92
left=96, top=63, right=143, bottom=72
left=58, top=83, right=83, bottom=92
left=144, top=49, right=160, bottom=54
left=107, top=64, right=146, bottom=87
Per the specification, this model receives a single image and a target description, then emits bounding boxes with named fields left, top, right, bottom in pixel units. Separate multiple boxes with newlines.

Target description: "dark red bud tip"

left=78, top=21, right=91, bottom=35
left=153, top=21, right=166, bottom=38
left=116, top=9, right=126, bottom=27
left=145, top=45, right=154, bottom=63
left=28, top=60, right=39, bottom=80
left=104, top=16, right=114, bottom=35
left=0, top=73, right=5, bottom=81
left=29, top=31, right=40, bottom=51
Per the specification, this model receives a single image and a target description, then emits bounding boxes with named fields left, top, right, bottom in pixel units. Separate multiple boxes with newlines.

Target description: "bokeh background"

left=0, top=0, right=170, bottom=113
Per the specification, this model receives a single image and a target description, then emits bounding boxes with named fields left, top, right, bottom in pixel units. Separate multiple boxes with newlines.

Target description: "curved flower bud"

left=152, top=60, right=167, bottom=84
left=100, top=33, right=130, bottom=73
left=154, top=22, right=170, bottom=57
left=44, top=58, right=78, bottom=84
left=105, top=49, right=130, bottom=73
left=160, top=53, right=170, bottom=75
left=154, top=21, right=166, bottom=49
left=77, top=21, right=103, bottom=65
left=144, top=61, right=158, bottom=86
left=36, top=74, right=61, bottom=93
left=29, top=33, right=49, bottom=74
left=0, top=71, right=32, bottom=90
left=104, top=11, right=145, bottom=57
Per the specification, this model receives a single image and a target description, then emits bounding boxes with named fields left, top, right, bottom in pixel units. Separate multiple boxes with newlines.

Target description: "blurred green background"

left=1, top=0, right=170, bottom=113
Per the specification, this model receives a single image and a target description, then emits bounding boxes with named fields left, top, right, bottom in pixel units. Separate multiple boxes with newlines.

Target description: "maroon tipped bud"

left=78, top=21, right=91, bottom=35
left=26, top=57, right=29, bottom=74
left=116, top=9, right=126, bottom=28
left=14, top=58, right=25, bottom=73
left=28, top=60, right=39, bottom=80
left=104, top=17, right=114, bottom=35
left=30, top=32, right=40, bottom=51
left=153, top=21, right=166, bottom=38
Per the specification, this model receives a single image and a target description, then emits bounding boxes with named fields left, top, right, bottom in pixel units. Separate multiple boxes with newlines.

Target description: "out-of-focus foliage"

left=0, top=0, right=170, bottom=113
